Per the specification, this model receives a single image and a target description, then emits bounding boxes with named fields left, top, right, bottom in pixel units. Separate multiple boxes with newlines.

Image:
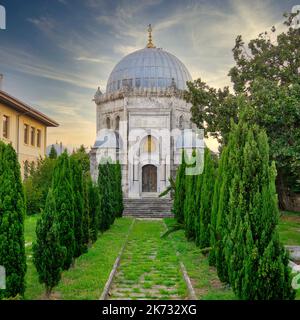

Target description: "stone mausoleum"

left=90, top=26, right=201, bottom=206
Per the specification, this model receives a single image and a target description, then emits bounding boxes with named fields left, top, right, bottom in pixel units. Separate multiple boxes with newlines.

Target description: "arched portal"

left=142, top=164, right=157, bottom=193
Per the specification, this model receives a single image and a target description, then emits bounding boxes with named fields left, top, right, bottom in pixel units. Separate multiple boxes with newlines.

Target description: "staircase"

left=123, top=198, right=174, bottom=218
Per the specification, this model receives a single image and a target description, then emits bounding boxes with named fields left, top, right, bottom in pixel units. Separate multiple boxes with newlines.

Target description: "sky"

left=0, top=0, right=299, bottom=151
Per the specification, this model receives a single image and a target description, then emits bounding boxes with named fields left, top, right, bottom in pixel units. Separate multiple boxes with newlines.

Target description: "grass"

left=109, top=219, right=188, bottom=300
left=24, top=216, right=133, bottom=300
left=24, top=212, right=300, bottom=300
left=278, top=211, right=300, bottom=246
left=164, top=218, right=235, bottom=300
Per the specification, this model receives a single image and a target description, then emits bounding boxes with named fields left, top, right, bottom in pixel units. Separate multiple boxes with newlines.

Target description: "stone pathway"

left=108, top=219, right=187, bottom=300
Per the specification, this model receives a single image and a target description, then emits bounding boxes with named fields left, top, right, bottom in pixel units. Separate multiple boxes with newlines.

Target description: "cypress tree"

left=52, top=152, right=75, bottom=270
left=184, top=174, right=196, bottom=240
left=87, top=176, right=101, bottom=242
left=33, top=189, right=65, bottom=297
left=82, top=173, right=90, bottom=244
left=115, top=161, right=124, bottom=217
left=215, top=118, right=248, bottom=283
left=98, top=159, right=113, bottom=231
left=70, top=156, right=86, bottom=257
left=225, top=125, right=295, bottom=299
left=198, top=148, right=216, bottom=249
left=0, top=142, right=26, bottom=299
left=49, top=145, right=57, bottom=159
left=107, top=162, right=116, bottom=226
left=172, top=150, right=186, bottom=224
left=208, top=153, right=222, bottom=266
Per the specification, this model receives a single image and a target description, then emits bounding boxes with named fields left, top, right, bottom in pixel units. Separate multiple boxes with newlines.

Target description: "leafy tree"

left=52, top=152, right=75, bottom=270
left=198, top=148, right=216, bottom=249
left=23, top=178, right=43, bottom=216
left=172, top=151, right=186, bottom=223
left=0, top=142, right=26, bottom=299
left=49, top=145, right=57, bottom=159
left=185, top=13, right=300, bottom=209
left=33, top=189, right=65, bottom=297
left=23, top=156, right=56, bottom=215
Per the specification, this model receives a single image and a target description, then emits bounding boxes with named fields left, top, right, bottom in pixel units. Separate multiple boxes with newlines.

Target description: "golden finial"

left=147, top=24, right=155, bottom=48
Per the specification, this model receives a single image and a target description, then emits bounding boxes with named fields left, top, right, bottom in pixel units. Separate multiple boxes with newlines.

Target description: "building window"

left=24, top=124, right=29, bottom=144
left=115, top=116, right=120, bottom=131
left=143, top=135, right=156, bottom=153
left=37, top=129, right=41, bottom=148
left=30, top=127, right=35, bottom=146
left=179, top=115, right=184, bottom=130
left=135, top=78, right=141, bottom=88
left=2, top=115, right=9, bottom=139
left=106, top=117, right=111, bottom=129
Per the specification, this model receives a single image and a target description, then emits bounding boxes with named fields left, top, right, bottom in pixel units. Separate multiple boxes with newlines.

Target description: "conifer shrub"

left=33, top=189, right=65, bottom=297
left=198, top=148, right=216, bottom=249
left=52, top=152, right=75, bottom=270
left=0, top=142, right=26, bottom=299
left=70, top=156, right=86, bottom=257
left=172, top=151, right=186, bottom=223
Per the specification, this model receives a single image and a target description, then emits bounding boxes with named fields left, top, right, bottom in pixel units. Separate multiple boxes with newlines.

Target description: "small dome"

left=106, top=47, right=192, bottom=93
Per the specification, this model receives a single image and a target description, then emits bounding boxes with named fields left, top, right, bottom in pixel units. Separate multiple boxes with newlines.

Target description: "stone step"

left=123, top=197, right=173, bottom=218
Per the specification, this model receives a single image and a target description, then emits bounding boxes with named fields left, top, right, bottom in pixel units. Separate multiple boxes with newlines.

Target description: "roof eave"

left=0, top=90, right=59, bottom=127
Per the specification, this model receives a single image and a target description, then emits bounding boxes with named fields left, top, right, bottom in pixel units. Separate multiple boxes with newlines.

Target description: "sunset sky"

left=0, top=0, right=298, bottom=151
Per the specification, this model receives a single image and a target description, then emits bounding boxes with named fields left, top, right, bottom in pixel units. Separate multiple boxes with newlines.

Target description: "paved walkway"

left=108, top=219, right=187, bottom=300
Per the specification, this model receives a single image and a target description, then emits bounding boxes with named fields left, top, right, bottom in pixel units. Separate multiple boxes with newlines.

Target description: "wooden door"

left=142, top=165, right=157, bottom=192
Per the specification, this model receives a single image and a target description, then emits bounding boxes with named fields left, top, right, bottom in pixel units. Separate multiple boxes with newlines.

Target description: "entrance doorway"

left=142, top=165, right=157, bottom=192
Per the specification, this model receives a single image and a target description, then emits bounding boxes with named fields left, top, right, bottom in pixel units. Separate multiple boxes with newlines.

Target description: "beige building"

left=0, top=89, right=58, bottom=177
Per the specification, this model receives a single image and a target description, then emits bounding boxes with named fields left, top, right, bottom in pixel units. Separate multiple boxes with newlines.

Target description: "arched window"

left=106, top=117, right=111, bottom=129
left=179, top=115, right=184, bottom=129
left=115, top=116, right=120, bottom=131
left=143, top=135, right=156, bottom=153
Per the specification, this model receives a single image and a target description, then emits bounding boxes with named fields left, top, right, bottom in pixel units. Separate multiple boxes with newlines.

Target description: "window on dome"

left=144, top=78, right=149, bottom=87
left=128, top=79, right=133, bottom=87
left=117, top=80, right=121, bottom=90
left=143, top=135, right=156, bottom=153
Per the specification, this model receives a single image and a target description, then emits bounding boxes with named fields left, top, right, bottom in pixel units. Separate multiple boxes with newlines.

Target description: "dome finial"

left=147, top=24, right=155, bottom=48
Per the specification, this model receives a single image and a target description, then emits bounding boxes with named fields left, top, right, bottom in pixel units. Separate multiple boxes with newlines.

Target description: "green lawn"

left=164, top=218, right=235, bottom=300
left=278, top=211, right=300, bottom=246
left=24, top=216, right=133, bottom=300
left=24, top=213, right=300, bottom=300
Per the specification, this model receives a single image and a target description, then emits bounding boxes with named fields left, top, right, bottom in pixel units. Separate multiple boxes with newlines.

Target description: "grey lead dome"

left=106, top=47, right=192, bottom=93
